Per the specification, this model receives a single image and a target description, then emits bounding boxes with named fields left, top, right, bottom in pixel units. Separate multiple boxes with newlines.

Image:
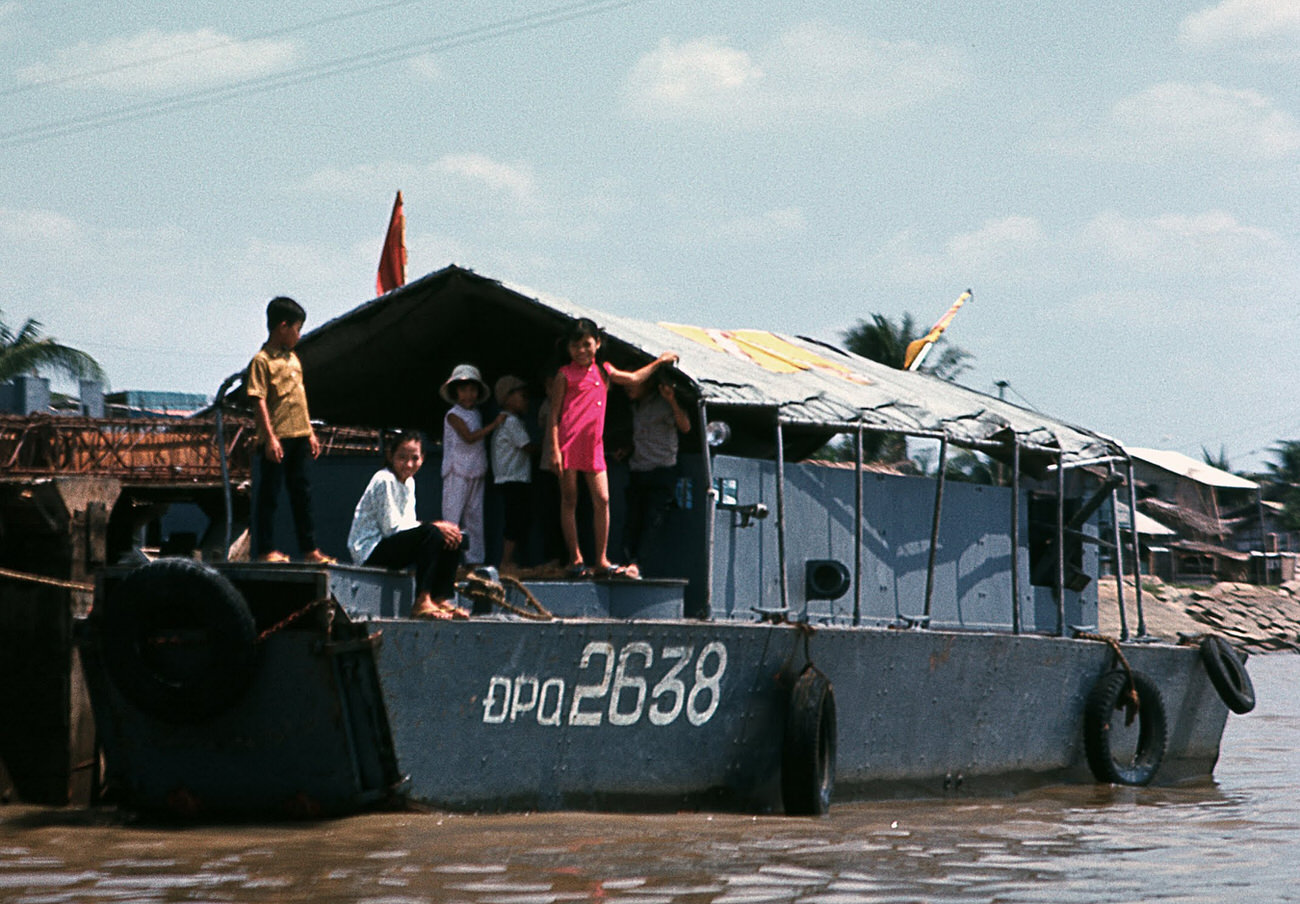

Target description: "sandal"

left=566, top=563, right=592, bottom=579
left=259, top=551, right=291, bottom=563
left=304, top=550, right=338, bottom=565
left=598, top=564, right=639, bottom=580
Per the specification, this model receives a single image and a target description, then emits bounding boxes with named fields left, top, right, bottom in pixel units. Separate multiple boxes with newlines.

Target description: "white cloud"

left=0, top=206, right=80, bottom=242
left=877, top=217, right=1046, bottom=285
left=16, top=29, right=296, bottom=92
left=1042, top=81, right=1300, bottom=162
left=0, top=3, right=18, bottom=41
left=874, top=209, right=1292, bottom=296
left=715, top=207, right=807, bottom=241
left=623, top=36, right=764, bottom=119
left=435, top=154, right=535, bottom=199
left=1111, top=82, right=1300, bottom=161
left=1080, top=209, right=1285, bottom=274
left=302, top=154, right=536, bottom=201
left=623, top=22, right=966, bottom=125
left=1180, top=0, right=1300, bottom=59
left=945, top=217, right=1044, bottom=269
left=407, top=54, right=444, bottom=81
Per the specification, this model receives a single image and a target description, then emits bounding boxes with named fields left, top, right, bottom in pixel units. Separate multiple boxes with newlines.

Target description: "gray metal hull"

left=78, top=563, right=1230, bottom=817
left=371, top=617, right=1226, bottom=812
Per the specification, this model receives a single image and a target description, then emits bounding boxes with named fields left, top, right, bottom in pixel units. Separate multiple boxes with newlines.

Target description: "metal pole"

left=697, top=398, right=715, bottom=619
left=1126, top=457, right=1147, bottom=637
left=775, top=419, right=789, bottom=614
left=923, top=436, right=948, bottom=621
left=1055, top=452, right=1066, bottom=637
left=1108, top=461, right=1129, bottom=641
left=1010, top=438, right=1021, bottom=634
left=854, top=424, right=863, bottom=627
left=213, top=371, right=241, bottom=561
left=1257, top=486, right=1269, bottom=580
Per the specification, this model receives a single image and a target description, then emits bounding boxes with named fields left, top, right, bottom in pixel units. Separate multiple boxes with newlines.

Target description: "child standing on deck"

left=491, top=375, right=535, bottom=574
left=548, top=318, right=678, bottom=577
left=441, top=364, right=505, bottom=565
left=622, top=372, right=692, bottom=579
left=247, top=295, right=335, bottom=564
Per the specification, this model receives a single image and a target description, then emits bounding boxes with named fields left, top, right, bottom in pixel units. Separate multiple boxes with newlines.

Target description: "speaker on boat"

left=805, top=559, right=851, bottom=600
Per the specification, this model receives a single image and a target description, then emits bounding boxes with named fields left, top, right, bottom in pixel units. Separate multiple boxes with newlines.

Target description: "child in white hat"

left=440, top=363, right=505, bottom=564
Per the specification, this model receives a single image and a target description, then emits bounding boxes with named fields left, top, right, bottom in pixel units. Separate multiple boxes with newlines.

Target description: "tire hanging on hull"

left=1199, top=635, right=1255, bottom=714
left=782, top=666, right=836, bottom=816
left=98, top=557, right=258, bottom=723
left=1083, top=668, right=1167, bottom=786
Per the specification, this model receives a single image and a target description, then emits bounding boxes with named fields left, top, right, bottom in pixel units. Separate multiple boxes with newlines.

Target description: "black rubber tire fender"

left=781, top=667, right=836, bottom=816
left=1083, top=668, right=1168, bottom=786
left=1199, top=635, right=1255, bottom=714
left=98, top=557, right=258, bottom=723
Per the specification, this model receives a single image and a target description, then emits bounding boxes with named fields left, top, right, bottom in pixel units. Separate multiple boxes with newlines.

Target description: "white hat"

left=440, top=363, right=489, bottom=405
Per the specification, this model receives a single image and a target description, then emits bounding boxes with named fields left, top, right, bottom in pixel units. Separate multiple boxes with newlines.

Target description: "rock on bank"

left=1099, top=577, right=1300, bottom=654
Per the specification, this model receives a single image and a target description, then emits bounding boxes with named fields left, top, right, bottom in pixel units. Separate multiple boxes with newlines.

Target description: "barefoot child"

left=491, top=375, right=535, bottom=574
left=547, top=318, right=677, bottom=577
left=347, top=432, right=467, bottom=619
left=440, top=364, right=505, bottom=565
left=622, top=371, right=692, bottom=579
left=247, top=295, right=334, bottom=564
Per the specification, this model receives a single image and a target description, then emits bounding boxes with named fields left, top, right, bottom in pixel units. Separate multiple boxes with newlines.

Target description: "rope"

left=257, top=596, right=334, bottom=642
left=0, top=565, right=94, bottom=593
left=1076, top=631, right=1140, bottom=724
left=460, top=572, right=553, bottom=620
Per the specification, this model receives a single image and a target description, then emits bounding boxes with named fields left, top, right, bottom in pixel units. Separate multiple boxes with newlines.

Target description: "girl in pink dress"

left=547, top=318, right=678, bottom=577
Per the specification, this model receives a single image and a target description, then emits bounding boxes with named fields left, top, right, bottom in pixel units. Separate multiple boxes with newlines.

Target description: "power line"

left=0, top=0, right=652, bottom=148
left=0, top=0, right=432, bottom=97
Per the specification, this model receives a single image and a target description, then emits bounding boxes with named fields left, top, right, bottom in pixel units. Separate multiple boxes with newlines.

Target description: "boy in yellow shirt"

left=246, top=295, right=334, bottom=564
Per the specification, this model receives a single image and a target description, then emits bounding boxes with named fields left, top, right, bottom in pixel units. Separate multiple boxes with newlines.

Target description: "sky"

left=1, top=0, right=1297, bottom=471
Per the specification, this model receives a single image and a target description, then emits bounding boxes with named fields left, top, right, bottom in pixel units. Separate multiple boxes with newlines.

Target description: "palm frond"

left=0, top=311, right=106, bottom=385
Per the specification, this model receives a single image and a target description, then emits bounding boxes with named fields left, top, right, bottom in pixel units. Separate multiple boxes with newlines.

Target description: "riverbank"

left=1098, top=576, right=1300, bottom=653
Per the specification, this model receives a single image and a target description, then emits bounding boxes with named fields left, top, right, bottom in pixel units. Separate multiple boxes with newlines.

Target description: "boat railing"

left=706, top=411, right=1142, bottom=639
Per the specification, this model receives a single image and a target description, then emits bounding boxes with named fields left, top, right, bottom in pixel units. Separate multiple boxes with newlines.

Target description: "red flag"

left=376, top=190, right=407, bottom=295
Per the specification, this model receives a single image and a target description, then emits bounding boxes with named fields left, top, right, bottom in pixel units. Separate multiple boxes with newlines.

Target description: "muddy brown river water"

left=2, top=654, right=1295, bottom=903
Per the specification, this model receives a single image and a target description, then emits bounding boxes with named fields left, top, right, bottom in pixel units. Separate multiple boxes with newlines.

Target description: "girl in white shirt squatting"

left=347, top=432, right=467, bottom=620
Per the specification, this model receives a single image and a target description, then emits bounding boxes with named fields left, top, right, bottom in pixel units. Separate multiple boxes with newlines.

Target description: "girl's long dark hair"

left=555, top=317, right=604, bottom=370
left=381, top=429, right=421, bottom=468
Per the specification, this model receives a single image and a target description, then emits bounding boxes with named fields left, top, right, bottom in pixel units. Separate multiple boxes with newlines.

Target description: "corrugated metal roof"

left=295, top=266, right=1125, bottom=466
left=537, top=278, right=1121, bottom=463
left=1128, top=447, right=1259, bottom=490
left=1114, top=500, right=1178, bottom=537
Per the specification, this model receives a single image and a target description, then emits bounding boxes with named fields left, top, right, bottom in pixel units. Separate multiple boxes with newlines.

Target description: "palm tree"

left=1267, top=440, right=1300, bottom=531
left=841, top=312, right=972, bottom=380
left=0, top=310, right=105, bottom=386
left=1201, top=445, right=1231, bottom=472
left=833, top=312, right=973, bottom=462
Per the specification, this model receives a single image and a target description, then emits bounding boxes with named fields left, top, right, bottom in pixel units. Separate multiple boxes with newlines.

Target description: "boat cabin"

left=259, top=266, right=1141, bottom=636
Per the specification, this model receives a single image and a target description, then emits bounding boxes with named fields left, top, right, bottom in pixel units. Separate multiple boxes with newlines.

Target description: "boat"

left=76, top=266, right=1256, bottom=817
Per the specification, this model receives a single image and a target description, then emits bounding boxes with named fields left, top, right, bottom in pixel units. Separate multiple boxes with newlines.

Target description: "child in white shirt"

left=491, top=375, right=535, bottom=573
left=440, top=363, right=504, bottom=565
left=348, top=432, right=466, bottom=619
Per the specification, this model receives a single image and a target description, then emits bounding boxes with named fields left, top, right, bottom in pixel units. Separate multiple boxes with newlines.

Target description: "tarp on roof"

left=291, top=265, right=1124, bottom=466
left=1128, top=447, right=1260, bottom=491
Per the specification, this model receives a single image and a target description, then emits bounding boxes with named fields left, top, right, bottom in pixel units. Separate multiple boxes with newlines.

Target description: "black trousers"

left=253, top=436, right=316, bottom=557
left=364, top=524, right=460, bottom=599
left=624, top=466, right=676, bottom=565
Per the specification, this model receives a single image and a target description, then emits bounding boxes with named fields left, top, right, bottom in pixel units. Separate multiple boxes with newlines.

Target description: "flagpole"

left=904, top=289, right=971, bottom=371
